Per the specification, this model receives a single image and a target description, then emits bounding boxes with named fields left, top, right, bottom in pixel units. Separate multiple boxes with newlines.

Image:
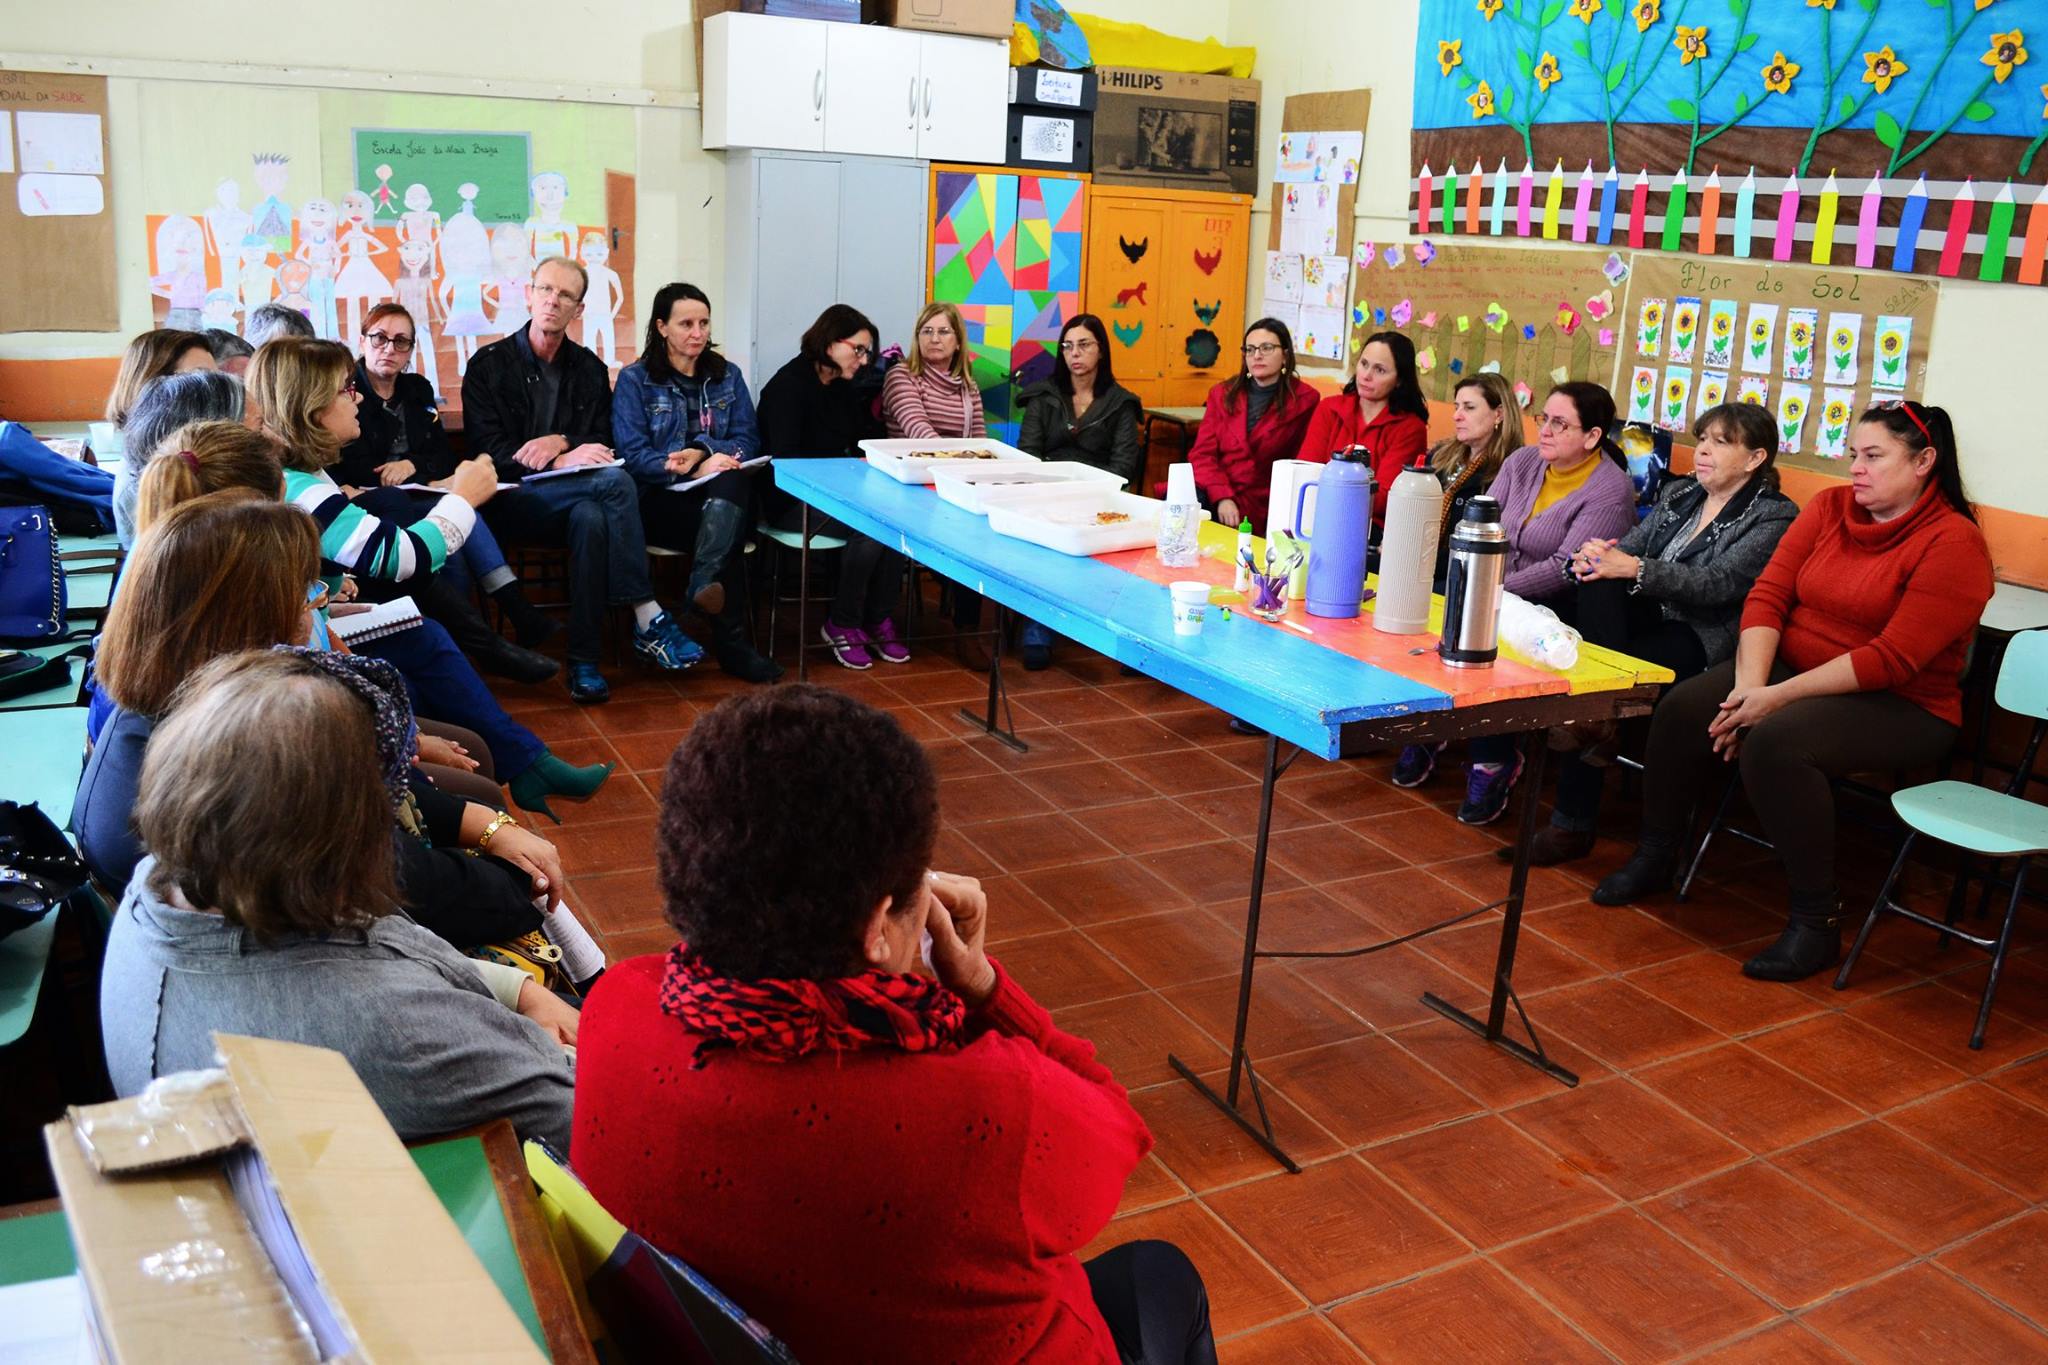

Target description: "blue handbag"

left=0, top=505, right=66, bottom=644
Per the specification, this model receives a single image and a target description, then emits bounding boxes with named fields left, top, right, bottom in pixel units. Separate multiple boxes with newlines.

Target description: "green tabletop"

left=0, top=708, right=87, bottom=827
left=0, top=1136, right=547, bottom=1354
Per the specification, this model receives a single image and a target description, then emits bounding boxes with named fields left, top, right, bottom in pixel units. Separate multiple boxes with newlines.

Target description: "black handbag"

left=0, top=799, right=89, bottom=941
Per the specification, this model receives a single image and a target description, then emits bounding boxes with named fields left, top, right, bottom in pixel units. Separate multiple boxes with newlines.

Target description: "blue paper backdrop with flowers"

left=1407, top=0, right=2046, bottom=285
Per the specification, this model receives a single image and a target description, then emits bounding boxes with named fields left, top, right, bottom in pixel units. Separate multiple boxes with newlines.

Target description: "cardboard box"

left=44, top=1034, right=545, bottom=1364
left=1091, top=67, right=1261, bottom=198
left=1009, top=63, right=1098, bottom=112
left=866, top=0, right=1012, bottom=39
left=1007, top=108, right=1093, bottom=172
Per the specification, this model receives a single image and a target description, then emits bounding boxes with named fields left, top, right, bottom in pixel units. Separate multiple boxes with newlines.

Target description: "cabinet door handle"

left=908, top=74, right=918, bottom=127
left=922, top=77, right=933, bottom=125
left=813, top=69, right=825, bottom=118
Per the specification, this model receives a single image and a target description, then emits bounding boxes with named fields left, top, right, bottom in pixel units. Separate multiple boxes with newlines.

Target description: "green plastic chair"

left=1835, top=629, right=2048, bottom=1049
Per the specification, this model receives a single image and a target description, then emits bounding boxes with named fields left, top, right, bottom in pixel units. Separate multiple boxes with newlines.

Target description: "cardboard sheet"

left=0, top=71, right=117, bottom=332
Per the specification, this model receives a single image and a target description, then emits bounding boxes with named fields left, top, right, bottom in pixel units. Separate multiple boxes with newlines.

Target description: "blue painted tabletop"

left=776, top=459, right=1452, bottom=759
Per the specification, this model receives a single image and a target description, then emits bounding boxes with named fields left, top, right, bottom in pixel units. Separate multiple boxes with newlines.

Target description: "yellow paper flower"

left=1830, top=325, right=1855, bottom=353
left=1534, top=52, right=1563, bottom=91
left=1467, top=81, right=1496, bottom=118
left=1979, top=0, right=1999, bottom=9
left=1675, top=25, right=1709, bottom=65
left=1642, top=301, right=1664, bottom=327
left=1789, top=318, right=1813, bottom=347
left=1477, top=0, right=1504, bottom=19
left=1807, top=0, right=1836, bottom=8
left=1763, top=52, right=1802, bottom=94
left=1983, top=29, right=2027, bottom=84
left=1438, top=39, right=1463, bottom=76
left=1879, top=330, right=1904, bottom=357
left=1824, top=398, right=1851, bottom=425
left=1710, top=310, right=1734, bottom=338
left=1863, top=46, right=1908, bottom=94
left=1633, top=0, right=1660, bottom=31
left=1570, top=0, right=1603, bottom=21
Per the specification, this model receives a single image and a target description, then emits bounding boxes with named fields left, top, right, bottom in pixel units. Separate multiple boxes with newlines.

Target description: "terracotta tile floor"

left=538, top=632, right=2048, bottom=1361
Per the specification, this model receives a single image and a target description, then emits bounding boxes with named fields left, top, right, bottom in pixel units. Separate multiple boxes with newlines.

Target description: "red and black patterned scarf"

left=659, top=946, right=968, bottom=1067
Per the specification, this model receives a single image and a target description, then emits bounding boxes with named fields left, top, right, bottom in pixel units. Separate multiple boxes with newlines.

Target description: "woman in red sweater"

left=1295, top=330, right=1430, bottom=522
left=1594, top=401, right=1994, bottom=982
left=1186, top=318, right=1319, bottom=531
left=571, top=686, right=1215, bottom=1365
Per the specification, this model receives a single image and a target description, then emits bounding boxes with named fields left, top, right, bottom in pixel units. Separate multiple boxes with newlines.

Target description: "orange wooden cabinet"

left=1082, top=186, right=1251, bottom=408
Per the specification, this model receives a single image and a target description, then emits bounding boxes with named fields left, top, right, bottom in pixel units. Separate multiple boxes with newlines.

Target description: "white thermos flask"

left=1374, top=464, right=1444, bottom=635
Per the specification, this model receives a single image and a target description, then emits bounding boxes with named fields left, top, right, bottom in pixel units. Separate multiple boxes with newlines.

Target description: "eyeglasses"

left=1242, top=343, right=1283, bottom=356
left=918, top=327, right=955, bottom=340
left=531, top=283, right=584, bottom=304
left=363, top=331, right=415, bottom=352
left=1536, top=415, right=1582, bottom=434
left=1059, top=338, right=1098, bottom=353
left=845, top=343, right=874, bottom=359
left=342, top=379, right=360, bottom=399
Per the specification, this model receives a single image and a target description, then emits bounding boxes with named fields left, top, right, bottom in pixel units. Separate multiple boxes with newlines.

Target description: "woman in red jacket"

left=1593, top=401, right=1994, bottom=982
left=1296, top=330, right=1430, bottom=522
left=571, top=686, right=1215, bottom=1365
left=1187, top=318, right=1319, bottom=531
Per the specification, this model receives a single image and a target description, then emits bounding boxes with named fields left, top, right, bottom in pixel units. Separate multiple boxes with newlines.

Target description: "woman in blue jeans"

left=612, top=282, right=779, bottom=683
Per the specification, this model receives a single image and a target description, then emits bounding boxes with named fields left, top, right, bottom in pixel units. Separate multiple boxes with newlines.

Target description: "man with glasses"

left=462, top=256, right=703, bottom=703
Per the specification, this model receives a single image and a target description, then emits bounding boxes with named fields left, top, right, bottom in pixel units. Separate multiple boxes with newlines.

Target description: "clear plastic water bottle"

left=1156, top=463, right=1201, bottom=568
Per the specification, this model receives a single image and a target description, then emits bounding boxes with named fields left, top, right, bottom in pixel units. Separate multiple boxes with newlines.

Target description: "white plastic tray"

left=932, top=461, right=1125, bottom=514
left=982, top=485, right=1210, bottom=556
left=858, top=437, right=1037, bottom=484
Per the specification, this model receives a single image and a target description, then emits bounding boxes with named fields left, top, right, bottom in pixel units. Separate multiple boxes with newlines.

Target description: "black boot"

left=490, top=581, right=558, bottom=649
left=1590, top=835, right=1680, bottom=905
left=421, top=578, right=559, bottom=685
left=1742, top=895, right=1842, bottom=982
left=710, top=579, right=782, bottom=684
left=688, top=497, right=747, bottom=618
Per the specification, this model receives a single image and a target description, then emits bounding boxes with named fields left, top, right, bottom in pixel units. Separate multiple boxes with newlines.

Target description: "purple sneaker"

left=1457, top=753, right=1526, bottom=826
left=868, top=616, right=911, bottom=664
left=1390, top=742, right=1443, bottom=789
left=820, top=622, right=874, bottom=670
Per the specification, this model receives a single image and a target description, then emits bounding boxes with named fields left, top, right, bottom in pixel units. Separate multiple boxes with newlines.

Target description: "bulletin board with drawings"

left=1347, top=240, right=1624, bottom=409
left=1261, top=88, right=1370, bottom=371
left=1621, top=255, right=1938, bottom=473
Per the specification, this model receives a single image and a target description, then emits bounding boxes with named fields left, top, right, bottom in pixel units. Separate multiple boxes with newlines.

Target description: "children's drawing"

left=1635, top=297, right=1664, bottom=358
left=1823, top=313, right=1863, bottom=387
left=1265, top=252, right=1304, bottom=305
left=525, top=171, right=577, bottom=263
left=275, top=259, right=314, bottom=320
left=204, top=179, right=253, bottom=303
left=1776, top=382, right=1811, bottom=455
left=439, top=185, right=495, bottom=376
left=296, top=198, right=340, bottom=341
left=1818, top=388, right=1855, bottom=458
left=150, top=216, right=207, bottom=330
left=201, top=289, right=239, bottom=332
left=398, top=183, right=442, bottom=255
left=1703, top=299, right=1739, bottom=370
left=250, top=153, right=293, bottom=254
left=1697, top=371, right=1729, bottom=411
left=372, top=164, right=397, bottom=218
left=1782, top=308, right=1817, bottom=382
left=237, top=234, right=276, bottom=321
left=1741, top=303, right=1779, bottom=375
left=394, top=238, right=441, bottom=396
left=1628, top=365, right=1657, bottom=423
left=1871, top=315, right=1911, bottom=390
left=489, top=224, right=533, bottom=334
left=1660, top=367, right=1693, bottom=432
left=580, top=231, right=623, bottom=370
left=334, top=190, right=394, bottom=348
left=1737, top=375, right=1770, bottom=407
left=1667, top=297, right=1701, bottom=364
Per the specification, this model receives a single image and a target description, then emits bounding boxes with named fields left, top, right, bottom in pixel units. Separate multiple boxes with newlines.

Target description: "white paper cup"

left=1164, top=462, right=1198, bottom=504
left=1170, top=581, right=1211, bottom=636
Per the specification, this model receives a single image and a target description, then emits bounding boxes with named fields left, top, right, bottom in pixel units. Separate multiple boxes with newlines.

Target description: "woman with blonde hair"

left=878, top=301, right=986, bottom=665
left=101, top=328, right=216, bottom=544
left=1424, top=372, right=1523, bottom=567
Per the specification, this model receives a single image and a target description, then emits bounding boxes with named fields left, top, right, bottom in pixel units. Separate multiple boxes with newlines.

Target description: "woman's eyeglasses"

left=918, top=327, right=955, bottom=340
left=846, top=343, right=874, bottom=359
left=1059, top=338, right=1098, bottom=353
left=1536, top=415, right=1582, bottom=434
left=363, top=331, right=416, bottom=353
left=1242, top=343, right=1283, bottom=356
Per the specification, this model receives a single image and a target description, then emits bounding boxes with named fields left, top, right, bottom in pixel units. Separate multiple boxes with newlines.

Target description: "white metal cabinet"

left=702, top=13, right=828, bottom=152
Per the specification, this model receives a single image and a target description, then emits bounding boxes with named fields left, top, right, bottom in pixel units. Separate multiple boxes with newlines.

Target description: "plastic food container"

left=858, top=437, right=1037, bottom=484
left=932, top=461, right=1125, bottom=514
left=981, top=484, right=1212, bottom=556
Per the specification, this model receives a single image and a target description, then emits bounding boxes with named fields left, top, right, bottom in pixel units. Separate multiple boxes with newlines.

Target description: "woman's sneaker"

left=821, top=623, right=874, bottom=670
left=868, top=617, right=911, bottom=664
left=1390, top=743, right=1444, bottom=789
left=1457, top=754, right=1526, bottom=825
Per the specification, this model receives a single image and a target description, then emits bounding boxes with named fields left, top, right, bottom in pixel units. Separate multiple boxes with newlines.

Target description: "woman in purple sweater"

left=1392, top=381, right=1638, bottom=824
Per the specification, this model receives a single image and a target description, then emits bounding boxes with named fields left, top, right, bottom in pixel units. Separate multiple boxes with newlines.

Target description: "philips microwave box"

left=44, top=1034, right=544, bottom=1363
left=1092, top=67, right=1261, bottom=198
left=1008, top=63, right=1099, bottom=112
left=866, top=0, right=1012, bottom=39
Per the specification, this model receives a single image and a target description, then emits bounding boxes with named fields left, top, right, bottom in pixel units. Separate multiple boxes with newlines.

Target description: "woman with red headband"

left=1592, top=400, right=1993, bottom=984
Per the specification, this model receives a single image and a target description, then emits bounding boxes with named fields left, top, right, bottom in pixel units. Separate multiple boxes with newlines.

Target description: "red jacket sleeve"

left=1846, top=524, right=1995, bottom=693
left=1296, top=398, right=1341, bottom=465
left=1186, top=386, right=1236, bottom=505
left=1368, top=414, right=1429, bottom=520
left=976, top=963, right=1152, bottom=1260
left=1739, top=493, right=1829, bottom=636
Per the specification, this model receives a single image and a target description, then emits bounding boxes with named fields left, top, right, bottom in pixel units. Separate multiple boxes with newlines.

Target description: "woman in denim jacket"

left=613, top=282, right=778, bottom=682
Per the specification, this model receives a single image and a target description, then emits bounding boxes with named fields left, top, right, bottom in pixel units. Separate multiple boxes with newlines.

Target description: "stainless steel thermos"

left=1438, top=495, right=1508, bottom=669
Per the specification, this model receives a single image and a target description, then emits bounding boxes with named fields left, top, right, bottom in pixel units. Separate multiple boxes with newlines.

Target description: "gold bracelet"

left=477, top=811, right=515, bottom=849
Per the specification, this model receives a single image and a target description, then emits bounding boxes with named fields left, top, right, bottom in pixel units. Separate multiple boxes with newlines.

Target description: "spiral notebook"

left=327, top=595, right=421, bottom=645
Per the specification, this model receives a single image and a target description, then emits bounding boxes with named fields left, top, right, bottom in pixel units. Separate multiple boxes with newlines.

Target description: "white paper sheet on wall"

left=15, top=111, right=103, bottom=174
left=0, top=112, right=13, bottom=175
left=1275, top=130, right=1363, bottom=185
left=1265, top=251, right=1304, bottom=304
left=1303, top=254, right=1349, bottom=310
left=1298, top=306, right=1347, bottom=362
left=1279, top=182, right=1339, bottom=255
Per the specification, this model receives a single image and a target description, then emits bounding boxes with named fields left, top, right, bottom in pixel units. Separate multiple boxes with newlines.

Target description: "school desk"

left=0, top=1119, right=596, bottom=1364
left=0, top=708, right=88, bottom=1050
left=776, top=458, right=1674, bottom=1171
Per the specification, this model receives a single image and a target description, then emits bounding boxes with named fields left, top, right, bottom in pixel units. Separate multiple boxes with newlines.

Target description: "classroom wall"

left=1224, top=0, right=2047, bottom=524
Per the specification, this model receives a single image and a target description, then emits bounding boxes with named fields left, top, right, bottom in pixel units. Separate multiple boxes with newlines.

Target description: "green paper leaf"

left=1668, top=97, right=1699, bottom=120
left=1858, top=0, right=1876, bottom=10
left=1728, top=0, right=1748, bottom=15
left=1499, top=85, right=1517, bottom=115
left=1518, top=47, right=1535, bottom=79
left=1839, top=94, right=1857, bottom=119
left=1738, top=32, right=1759, bottom=52
left=1964, top=100, right=1995, bottom=122
left=1571, top=38, right=1591, bottom=58
left=1735, top=92, right=1752, bottom=115
left=1874, top=110, right=1904, bottom=149
left=1608, top=60, right=1628, bottom=91
left=1541, top=0, right=1568, bottom=24
left=1459, top=73, right=1475, bottom=88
